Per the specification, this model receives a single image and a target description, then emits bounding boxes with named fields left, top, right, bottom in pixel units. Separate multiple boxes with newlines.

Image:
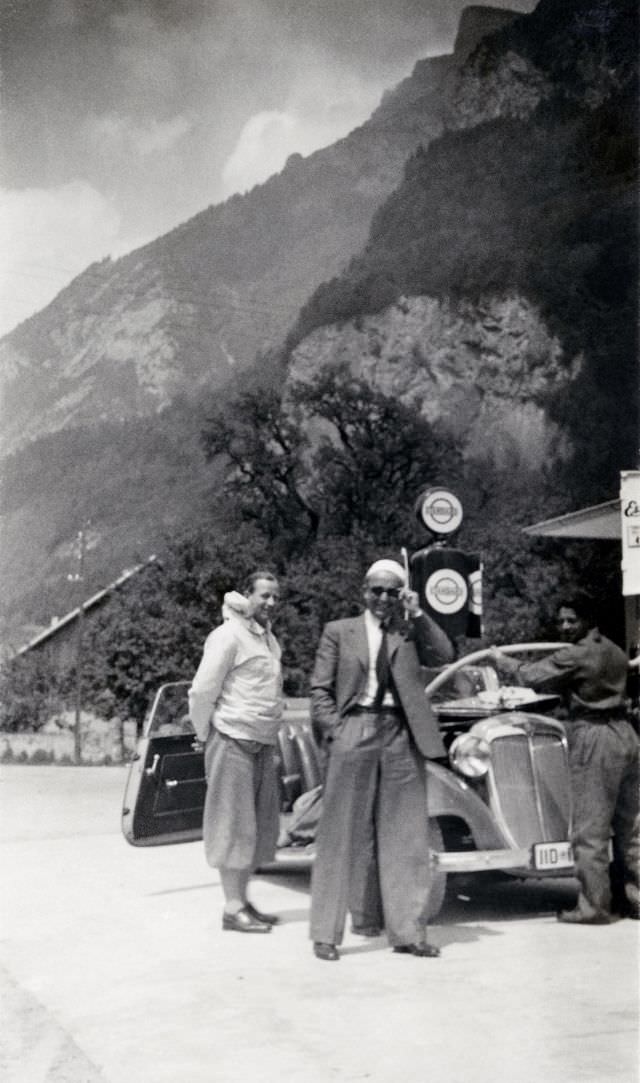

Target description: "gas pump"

left=406, top=487, right=482, bottom=643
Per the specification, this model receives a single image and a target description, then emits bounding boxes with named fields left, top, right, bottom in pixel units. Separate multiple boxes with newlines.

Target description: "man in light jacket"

left=189, top=571, right=283, bottom=933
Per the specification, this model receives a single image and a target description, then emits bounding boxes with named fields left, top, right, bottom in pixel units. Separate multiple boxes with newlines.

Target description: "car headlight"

left=449, top=733, right=490, bottom=778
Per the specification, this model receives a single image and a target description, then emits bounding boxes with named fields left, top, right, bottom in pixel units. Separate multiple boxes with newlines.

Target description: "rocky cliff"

left=289, top=294, right=578, bottom=473
left=288, top=0, right=637, bottom=506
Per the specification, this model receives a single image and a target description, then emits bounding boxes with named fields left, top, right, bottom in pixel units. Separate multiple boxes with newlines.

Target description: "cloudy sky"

left=0, top=0, right=536, bottom=337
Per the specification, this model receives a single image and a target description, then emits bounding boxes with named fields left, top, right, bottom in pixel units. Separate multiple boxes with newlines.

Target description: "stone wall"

left=0, top=711, right=138, bottom=765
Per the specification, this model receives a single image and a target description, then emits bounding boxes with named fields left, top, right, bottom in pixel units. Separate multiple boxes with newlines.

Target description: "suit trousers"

left=568, top=718, right=639, bottom=918
left=310, top=707, right=431, bottom=947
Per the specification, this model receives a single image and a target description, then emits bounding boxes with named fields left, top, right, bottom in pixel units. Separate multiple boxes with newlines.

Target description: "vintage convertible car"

left=121, top=644, right=574, bottom=918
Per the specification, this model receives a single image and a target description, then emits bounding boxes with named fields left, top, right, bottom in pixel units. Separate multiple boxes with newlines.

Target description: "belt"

left=569, top=706, right=628, bottom=722
left=349, top=704, right=403, bottom=715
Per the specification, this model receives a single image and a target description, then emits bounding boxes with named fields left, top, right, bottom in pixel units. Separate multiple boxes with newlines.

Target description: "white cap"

left=365, top=559, right=406, bottom=585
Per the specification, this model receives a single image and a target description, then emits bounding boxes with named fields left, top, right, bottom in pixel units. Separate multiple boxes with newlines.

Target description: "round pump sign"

left=417, top=488, right=463, bottom=536
left=425, top=569, right=468, bottom=614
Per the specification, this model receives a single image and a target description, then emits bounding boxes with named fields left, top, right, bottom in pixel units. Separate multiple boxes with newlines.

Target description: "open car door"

left=122, top=682, right=206, bottom=846
left=122, top=683, right=322, bottom=864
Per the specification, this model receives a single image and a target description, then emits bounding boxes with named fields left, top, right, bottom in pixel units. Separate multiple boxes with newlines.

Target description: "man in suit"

left=309, top=558, right=455, bottom=961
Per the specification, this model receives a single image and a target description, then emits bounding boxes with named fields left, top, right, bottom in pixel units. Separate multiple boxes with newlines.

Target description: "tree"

left=202, top=362, right=462, bottom=553
left=65, top=368, right=464, bottom=716
left=201, top=384, right=319, bottom=556
left=289, top=363, right=462, bottom=543
left=0, top=652, right=64, bottom=732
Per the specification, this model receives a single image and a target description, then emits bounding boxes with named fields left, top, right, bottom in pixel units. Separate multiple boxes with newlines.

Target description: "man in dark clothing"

left=309, top=558, right=455, bottom=961
left=493, top=592, right=639, bottom=924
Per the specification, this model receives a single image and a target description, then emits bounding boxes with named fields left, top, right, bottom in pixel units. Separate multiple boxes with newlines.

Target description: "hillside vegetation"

left=0, top=0, right=636, bottom=673
left=0, top=5, right=521, bottom=645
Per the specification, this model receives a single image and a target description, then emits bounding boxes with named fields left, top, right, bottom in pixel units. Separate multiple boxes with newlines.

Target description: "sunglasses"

left=368, top=586, right=401, bottom=598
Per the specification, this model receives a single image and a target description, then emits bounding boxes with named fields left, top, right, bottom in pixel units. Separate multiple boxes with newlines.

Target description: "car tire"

left=293, top=731, right=324, bottom=791
left=428, top=817, right=447, bottom=920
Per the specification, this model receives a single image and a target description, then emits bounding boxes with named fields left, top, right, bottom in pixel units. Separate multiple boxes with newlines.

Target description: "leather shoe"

left=351, top=924, right=382, bottom=938
left=393, top=943, right=441, bottom=958
left=556, top=908, right=611, bottom=925
left=245, top=901, right=280, bottom=925
left=313, top=942, right=339, bottom=961
left=222, top=907, right=272, bottom=933
left=623, top=884, right=640, bottom=919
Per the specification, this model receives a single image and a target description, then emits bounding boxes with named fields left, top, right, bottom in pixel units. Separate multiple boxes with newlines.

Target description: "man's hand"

left=489, top=647, right=520, bottom=676
left=400, top=588, right=422, bottom=617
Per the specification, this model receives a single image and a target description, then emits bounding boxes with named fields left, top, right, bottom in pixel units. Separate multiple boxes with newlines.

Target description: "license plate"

left=532, top=841, right=574, bottom=870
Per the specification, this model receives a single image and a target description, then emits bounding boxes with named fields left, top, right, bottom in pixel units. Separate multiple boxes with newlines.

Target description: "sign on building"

left=621, top=470, right=640, bottom=596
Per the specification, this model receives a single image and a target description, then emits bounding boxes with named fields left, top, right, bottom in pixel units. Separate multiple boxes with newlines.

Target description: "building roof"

left=522, top=500, right=620, bottom=540
left=15, top=555, right=158, bottom=657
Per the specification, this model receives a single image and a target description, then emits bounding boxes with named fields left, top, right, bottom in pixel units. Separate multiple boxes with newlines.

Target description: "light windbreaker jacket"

left=188, top=606, right=283, bottom=745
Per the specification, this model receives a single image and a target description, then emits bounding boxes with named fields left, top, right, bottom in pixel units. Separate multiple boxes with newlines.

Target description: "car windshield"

left=429, top=660, right=560, bottom=723
left=145, top=682, right=194, bottom=737
left=430, top=664, right=500, bottom=703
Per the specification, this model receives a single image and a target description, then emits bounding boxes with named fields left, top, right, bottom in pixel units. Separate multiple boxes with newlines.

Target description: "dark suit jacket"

left=310, top=612, right=454, bottom=759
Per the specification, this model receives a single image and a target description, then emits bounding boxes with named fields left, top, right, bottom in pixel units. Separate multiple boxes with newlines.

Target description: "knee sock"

left=220, top=868, right=252, bottom=914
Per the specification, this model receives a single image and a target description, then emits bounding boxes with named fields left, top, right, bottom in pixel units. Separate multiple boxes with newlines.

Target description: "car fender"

left=425, top=760, right=509, bottom=851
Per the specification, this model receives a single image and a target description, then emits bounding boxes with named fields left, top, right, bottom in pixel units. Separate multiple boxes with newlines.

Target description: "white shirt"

left=358, top=610, right=396, bottom=708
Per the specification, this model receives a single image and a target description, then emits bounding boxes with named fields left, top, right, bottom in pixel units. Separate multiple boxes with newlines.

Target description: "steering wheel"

left=423, top=642, right=566, bottom=701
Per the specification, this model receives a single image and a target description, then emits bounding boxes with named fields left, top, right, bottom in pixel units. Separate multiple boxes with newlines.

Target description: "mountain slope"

left=0, top=6, right=521, bottom=459
left=1, top=0, right=636, bottom=648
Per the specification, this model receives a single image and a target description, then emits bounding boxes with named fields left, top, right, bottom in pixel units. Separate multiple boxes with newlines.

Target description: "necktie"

left=372, top=625, right=390, bottom=710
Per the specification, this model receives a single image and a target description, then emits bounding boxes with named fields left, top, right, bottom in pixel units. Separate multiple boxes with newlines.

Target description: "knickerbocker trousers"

left=203, top=730, right=279, bottom=871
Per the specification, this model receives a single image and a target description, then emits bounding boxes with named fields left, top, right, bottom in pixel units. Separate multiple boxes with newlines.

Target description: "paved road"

left=1, top=765, right=638, bottom=1083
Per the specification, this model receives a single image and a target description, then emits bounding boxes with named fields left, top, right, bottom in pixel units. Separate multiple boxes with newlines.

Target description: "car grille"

left=488, top=729, right=571, bottom=848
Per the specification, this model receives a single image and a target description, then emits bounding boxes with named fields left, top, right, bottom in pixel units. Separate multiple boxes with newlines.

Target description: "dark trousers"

left=568, top=718, right=639, bottom=917
left=310, top=708, right=431, bottom=947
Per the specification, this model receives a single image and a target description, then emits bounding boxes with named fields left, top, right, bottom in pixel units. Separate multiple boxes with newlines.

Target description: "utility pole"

left=67, top=528, right=87, bottom=764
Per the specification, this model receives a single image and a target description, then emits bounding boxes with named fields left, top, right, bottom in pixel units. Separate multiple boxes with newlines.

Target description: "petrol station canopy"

left=522, top=500, right=620, bottom=541
left=522, top=476, right=639, bottom=645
